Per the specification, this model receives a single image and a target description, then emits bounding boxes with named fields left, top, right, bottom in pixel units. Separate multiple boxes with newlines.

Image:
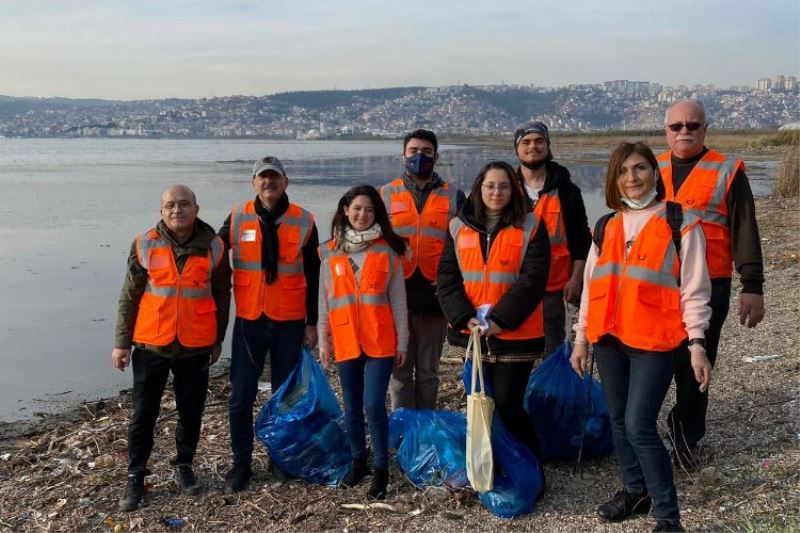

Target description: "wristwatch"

left=688, top=338, right=706, bottom=348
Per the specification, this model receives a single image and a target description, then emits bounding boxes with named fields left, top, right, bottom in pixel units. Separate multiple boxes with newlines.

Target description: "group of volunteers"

left=111, top=98, right=765, bottom=532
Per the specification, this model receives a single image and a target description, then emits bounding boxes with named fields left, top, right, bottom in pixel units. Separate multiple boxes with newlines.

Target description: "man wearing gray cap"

left=513, top=122, right=592, bottom=356
left=218, top=156, right=320, bottom=493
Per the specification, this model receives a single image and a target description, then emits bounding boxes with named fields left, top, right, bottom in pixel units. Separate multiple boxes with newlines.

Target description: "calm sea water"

left=0, top=138, right=776, bottom=422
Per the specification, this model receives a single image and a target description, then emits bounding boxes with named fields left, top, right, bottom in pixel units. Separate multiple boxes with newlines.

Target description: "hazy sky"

left=1, top=0, right=798, bottom=100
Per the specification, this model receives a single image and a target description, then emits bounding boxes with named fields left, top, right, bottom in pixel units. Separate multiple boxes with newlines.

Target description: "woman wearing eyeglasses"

left=571, top=142, right=712, bottom=533
left=437, top=161, right=550, bottom=458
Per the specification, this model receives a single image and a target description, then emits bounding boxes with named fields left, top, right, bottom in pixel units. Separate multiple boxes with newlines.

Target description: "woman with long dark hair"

left=318, top=184, right=407, bottom=500
left=571, top=142, right=712, bottom=532
left=437, top=161, right=550, bottom=458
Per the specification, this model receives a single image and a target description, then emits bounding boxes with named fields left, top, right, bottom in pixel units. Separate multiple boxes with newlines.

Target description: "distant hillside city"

left=1, top=75, right=798, bottom=139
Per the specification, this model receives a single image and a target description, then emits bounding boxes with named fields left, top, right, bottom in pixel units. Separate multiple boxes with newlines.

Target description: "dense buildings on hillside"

left=1, top=76, right=797, bottom=138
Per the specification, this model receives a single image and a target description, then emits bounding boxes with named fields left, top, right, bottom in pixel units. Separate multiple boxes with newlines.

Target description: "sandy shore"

left=0, top=195, right=797, bottom=532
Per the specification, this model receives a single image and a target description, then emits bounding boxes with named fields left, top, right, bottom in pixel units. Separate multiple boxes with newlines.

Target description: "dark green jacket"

left=114, top=218, right=232, bottom=357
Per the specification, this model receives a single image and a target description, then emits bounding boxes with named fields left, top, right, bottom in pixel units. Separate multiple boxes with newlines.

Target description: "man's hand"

left=305, top=325, right=319, bottom=349
left=395, top=351, right=407, bottom=368
left=210, top=343, right=222, bottom=365
left=570, top=343, right=588, bottom=376
left=689, top=343, right=712, bottom=393
left=562, top=276, right=583, bottom=304
left=738, top=293, right=765, bottom=328
left=112, top=348, right=131, bottom=371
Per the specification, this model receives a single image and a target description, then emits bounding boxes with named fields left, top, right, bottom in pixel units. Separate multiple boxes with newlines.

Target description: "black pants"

left=127, top=348, right=210, bottom=475
left=668, top=278, right=731, bottom=449
left=485, top=360, right=538, bottom=455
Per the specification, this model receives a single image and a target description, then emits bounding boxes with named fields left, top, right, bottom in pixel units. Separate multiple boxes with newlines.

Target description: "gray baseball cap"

left=252, top=156, right=286, bottom=177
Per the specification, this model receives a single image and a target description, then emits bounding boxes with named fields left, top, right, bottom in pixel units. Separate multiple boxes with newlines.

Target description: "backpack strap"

left=592, top=212, right=617, bottom=255
left=665, top=201, right=683, bottom=257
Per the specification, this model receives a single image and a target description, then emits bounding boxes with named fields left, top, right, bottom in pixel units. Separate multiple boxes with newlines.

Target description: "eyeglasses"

left=482, top=183, right=513, bottom=193
left=666, top=122, right=703, bottom=132
left=162, top=201, right=194, bottom=211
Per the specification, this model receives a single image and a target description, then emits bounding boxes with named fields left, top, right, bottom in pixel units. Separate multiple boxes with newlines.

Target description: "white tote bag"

left=466, top=328, right=494, bottom=493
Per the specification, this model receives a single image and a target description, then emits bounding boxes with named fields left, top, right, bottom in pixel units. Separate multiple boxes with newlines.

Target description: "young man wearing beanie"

left=218, top=156, right=320, bottom=493
left=513, top=122, right=592, bottom=355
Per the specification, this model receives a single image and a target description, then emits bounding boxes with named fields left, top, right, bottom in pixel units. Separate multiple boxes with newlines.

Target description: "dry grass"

left=775, top=144, right=799, bottom=197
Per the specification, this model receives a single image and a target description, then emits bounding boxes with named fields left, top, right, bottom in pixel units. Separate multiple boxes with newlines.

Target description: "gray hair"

left=664, top=99, right=707, bottom=125
left=161, top=184, right=197, bottom=204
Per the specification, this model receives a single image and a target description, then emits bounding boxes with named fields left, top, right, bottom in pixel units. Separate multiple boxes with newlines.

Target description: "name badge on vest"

left=241, top=229, right=256, bottom=242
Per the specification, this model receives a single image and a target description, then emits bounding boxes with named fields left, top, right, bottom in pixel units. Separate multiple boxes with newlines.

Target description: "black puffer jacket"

left=436, top=200, right=550, bottom=357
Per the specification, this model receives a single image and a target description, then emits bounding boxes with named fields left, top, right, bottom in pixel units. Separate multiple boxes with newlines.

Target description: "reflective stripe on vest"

left=132, top=229, right=220, bottom=348
left=585, top=204, right=700, bottom=351
left=448, top=213, right=544, bottom=340
left=230, top=201, right=314, bottom=320
left=657, top=149, right=741, bottom=278
left=320, top=239, right=398, bottom=361
left=381, top=178, right=459, bottom=280
left=533, top=189, right=571, bottom=291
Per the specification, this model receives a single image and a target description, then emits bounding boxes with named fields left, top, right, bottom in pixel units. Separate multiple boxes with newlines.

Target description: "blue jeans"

left=594, top=338, right=679, bottom=522
left=338, top=354, right=395, bottom=469
left=228, top=315, right=305, bottom=466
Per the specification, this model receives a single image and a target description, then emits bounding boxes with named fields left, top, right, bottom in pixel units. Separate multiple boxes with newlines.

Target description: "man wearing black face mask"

left=381, top=129, right=466, bottom=410
left=514, top=121, right=592, bottom=356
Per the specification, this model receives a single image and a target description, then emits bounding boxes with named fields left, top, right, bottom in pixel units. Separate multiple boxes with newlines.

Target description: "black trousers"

left=668, top=278, right=731, bottom=449
left=127, top=348, right=210, bottom=475
left=485, top=360, right=539, bottom=455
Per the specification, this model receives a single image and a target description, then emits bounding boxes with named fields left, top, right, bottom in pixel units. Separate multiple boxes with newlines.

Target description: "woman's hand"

left=395, top=351, right=407, bottom=368
left=485, top=319, right=501, bottom=337
left=467, top=318, right=482, bottom=332
left=571, top=343, right=589, bottom=376
left=689, top=344, right=712, bottom=393
left=319, top=346, right=330, bottom=370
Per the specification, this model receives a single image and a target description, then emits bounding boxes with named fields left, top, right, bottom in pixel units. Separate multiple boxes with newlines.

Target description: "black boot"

left=119, top=473, right=145, bottom=512
left=368, top=468, right=389, bottom=500
left=340, top=456, right=370, bottom=488
left=653, top=519, right=685, bottom=532
left=223, top=463, right=252, bottom=494
left=597, top=489, right=652, bottom=522
left=175, top=464, right=201, bottom=496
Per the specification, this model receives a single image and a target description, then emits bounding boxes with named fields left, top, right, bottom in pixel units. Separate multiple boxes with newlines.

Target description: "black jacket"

left=517, top=161, right=592, bottom=263
left=437, top=199, right=550, bottom=355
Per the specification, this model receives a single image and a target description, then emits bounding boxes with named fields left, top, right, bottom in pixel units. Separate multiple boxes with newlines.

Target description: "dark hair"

left=467, top=161, right=528, bottom=228
left=403, top=129, right=438, bottom=153
left=330, top=184, right=407, bottom=256
left=604, top=141, right=665, bottom=211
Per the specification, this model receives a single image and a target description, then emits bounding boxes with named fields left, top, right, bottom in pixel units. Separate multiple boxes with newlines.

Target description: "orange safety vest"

left=585, top=203, right=700, bottom=352
left=320, top=239, right=398, bottom=361
left=132, top=228, right=224, bottom=348
left=658, top=149, right=742, bottom=279
left=230, top=201, right=314, bottom=321
left=533, top=190, right=571, bottom=291
left=380, top=178, right=459, bottom=280
left=449, top=213, right=544, bottom=340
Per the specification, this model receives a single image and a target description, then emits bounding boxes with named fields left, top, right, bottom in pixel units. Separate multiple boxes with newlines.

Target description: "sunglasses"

left=666, top=122, right=703, bottom=132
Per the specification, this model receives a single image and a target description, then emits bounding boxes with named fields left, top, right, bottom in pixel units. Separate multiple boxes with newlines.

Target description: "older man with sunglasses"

left=658, top=98, right=765, bottom=470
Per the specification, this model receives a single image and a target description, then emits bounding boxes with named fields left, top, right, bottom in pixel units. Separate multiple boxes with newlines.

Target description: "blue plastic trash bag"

left=388, top=409, right=469, bottom=490
left=523, top=342, right=613, bottom=460
left=255, top=347, right=352, bottom=486
left=461, top=357, right=494, bottom=397
left=479, top=415, right=544, bottom=518
left=389, top=409, right=543, bottom=518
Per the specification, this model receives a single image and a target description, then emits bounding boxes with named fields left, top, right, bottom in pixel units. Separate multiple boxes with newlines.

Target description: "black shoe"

left=119, top=473, right=144, bottom=512
left=175, top=464, right=201, bottom=496
left=368, top=468, right=389, bottom=501
left=653, top=519, right=685, bottom=532
left=223, top=463, right=252, bottom=494
left=268, top=459, right=290, bottom=482
left=340, top=456, right=370, bottom=488
left=597, top=489, right=652, bottom=522
left=672, top=446, right=701, bottom=472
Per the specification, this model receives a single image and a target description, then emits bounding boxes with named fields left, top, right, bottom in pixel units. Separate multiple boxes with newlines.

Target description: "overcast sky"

left=1, top=0, right=798, bottom=100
